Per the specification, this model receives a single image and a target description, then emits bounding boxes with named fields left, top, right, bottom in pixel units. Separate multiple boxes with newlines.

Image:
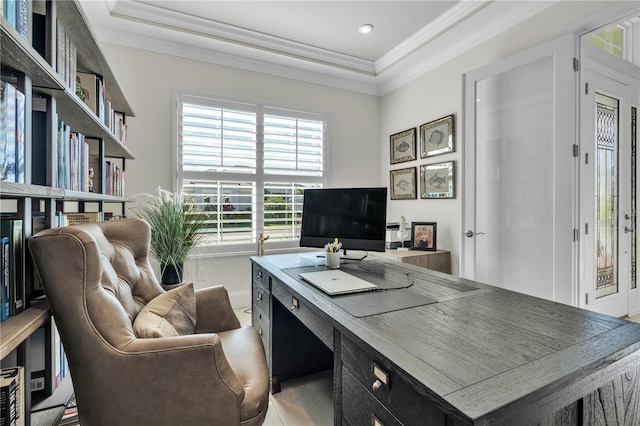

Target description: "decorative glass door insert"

left=595, top=93, right=620, bottom=299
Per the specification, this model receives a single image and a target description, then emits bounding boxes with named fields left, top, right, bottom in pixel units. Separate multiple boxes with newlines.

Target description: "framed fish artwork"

left=420, top=114, right=454, bottom=158
left=420, top=161, right=454, bottom=199
left=389, top=128, right=417, bottom=164
left=390, top=167, right=417, bottom=200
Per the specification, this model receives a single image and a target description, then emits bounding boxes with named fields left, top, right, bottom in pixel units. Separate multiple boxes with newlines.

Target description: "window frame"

left=175, top=92, right=328, bottom=256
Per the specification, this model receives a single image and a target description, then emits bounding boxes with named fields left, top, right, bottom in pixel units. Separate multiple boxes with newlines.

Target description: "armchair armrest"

left=194, top=285, right=241, bottom=333
left=76, top=334, right=245, bottom=425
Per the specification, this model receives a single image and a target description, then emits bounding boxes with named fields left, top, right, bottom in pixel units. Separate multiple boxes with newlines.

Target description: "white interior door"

left=580, top=42, right=639, bottom=317
left=462, top=34, right=576, bottom=305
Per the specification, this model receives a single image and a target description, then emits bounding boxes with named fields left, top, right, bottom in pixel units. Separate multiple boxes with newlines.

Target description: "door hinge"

left=573, top=58, right=579, bottom=72
left=585, top=223, right=589, bottom=235
left=585, top=293, right=589, bottom=305
left=585, top=82, right=589, bottom=94
left=573, top=228, right=579, bottom=241
left=585, top=152, right=589, bottom=165
left=573, top=144, right=579, bottom=157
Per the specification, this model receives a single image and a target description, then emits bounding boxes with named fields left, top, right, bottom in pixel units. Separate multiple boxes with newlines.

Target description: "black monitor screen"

left=299, top=187, right=387, bottom=253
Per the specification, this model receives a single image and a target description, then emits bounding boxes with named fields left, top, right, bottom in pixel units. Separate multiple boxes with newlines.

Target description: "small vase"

left=325, top=252, right=340, bottom=269
left=161, top=263, right=183, bottom=285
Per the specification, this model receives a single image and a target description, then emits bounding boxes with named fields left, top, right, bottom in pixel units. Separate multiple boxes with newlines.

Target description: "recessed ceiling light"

left=358, top=24, right=374, bottom=34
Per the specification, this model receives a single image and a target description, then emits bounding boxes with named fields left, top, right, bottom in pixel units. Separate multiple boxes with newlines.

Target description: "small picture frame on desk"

left=411, top=222, right=437, bottom=251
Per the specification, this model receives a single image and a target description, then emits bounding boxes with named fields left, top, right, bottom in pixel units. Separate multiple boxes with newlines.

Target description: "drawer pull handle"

left=372, top=379, right=383, bottom=392
left=290, top=297, right=299, bottom=311
left=257, top=292, right=263, bottom=301
left=256, top=270, right=263, bottom=279
left=259, top=328, right=263, bottom=336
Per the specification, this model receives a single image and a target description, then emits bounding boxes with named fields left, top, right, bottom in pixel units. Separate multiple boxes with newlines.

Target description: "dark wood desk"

left=250, top=253, right=640, bottom=425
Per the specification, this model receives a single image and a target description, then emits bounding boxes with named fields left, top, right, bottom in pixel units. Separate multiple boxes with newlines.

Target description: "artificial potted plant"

left=132, top=188, right=210, bottom=286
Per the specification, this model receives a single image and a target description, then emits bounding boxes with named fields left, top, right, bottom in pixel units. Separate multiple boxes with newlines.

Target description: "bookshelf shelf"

left=62, top=190, right=128, bottom=202
left=0, top=182, right=64, bottom=198
left=0, top=300, right=50, bottom=359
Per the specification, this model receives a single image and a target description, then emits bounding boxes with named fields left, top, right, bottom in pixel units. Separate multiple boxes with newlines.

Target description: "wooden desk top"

left=251, top=253, right=640, bottom=424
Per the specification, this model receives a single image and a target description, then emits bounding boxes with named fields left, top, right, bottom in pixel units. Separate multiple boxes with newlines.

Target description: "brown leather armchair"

left=28, top=217, right=269, bottom=426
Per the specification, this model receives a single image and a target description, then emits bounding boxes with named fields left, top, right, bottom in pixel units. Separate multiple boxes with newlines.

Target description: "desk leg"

left=271, top=298, right=333, bottom=394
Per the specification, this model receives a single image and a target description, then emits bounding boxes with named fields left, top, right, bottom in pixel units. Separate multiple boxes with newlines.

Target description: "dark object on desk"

left=29, top=218, right=270, bottom=426
left=299, top=187, right=388, bottom=254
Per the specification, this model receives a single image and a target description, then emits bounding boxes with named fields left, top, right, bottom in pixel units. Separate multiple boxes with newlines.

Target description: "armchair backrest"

left=28, top=217, right=164, bottom=360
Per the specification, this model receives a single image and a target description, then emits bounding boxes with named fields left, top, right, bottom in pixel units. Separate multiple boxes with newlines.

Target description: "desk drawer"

left=252, top=305, right=270, bottom=363
left=342, top=335, right=445, bottom=425
left=272, top=279, right=333, bottom=350
left=252, top=264, right=269, bottom=288
left=252, top=280, right=270, bottom=316
left=343, top=367, right=402, bottom=426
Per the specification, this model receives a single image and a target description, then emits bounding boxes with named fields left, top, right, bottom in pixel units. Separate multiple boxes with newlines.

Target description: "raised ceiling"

left=80, top=1, right=558, bottom=95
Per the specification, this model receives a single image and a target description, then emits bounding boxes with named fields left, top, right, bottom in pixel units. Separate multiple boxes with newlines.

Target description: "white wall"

left=101, top=45, right=380, bottom=306
left=380, top=1, right=616, bottom=275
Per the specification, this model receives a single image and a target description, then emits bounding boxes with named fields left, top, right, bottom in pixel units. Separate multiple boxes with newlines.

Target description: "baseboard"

left=229, top=290, right=251, bottom=309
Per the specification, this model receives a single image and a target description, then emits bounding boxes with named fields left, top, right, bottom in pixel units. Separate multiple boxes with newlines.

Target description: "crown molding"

left=91, top=0, right=559, bottom=96
left=110, top=0, right=376, bottom=75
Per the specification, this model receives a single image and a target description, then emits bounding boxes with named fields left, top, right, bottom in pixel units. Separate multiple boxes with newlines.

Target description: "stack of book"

left=1, top=367, right=25, bottom=426
left=0, top=217, right=23, bottom=322
left=1, top=0, right=28, bottom=40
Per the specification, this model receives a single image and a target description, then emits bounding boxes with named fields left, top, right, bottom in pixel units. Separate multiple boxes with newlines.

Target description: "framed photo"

left=420, top=161, right=454, bottom=199
left=411, top=222, right=437, bottom=251
left=390, top=167, right=417, bottom=200
left=390, top=128, right=417, bottom=164
left=420, top=114, right=454, bottom=158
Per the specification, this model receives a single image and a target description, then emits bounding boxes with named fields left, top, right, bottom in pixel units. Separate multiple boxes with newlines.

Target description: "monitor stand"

left=340, top=249, right=367, bottom=261
left=316, top=249, right=368, bottom=261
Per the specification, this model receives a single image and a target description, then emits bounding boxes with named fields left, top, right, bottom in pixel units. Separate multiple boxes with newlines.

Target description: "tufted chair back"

left=30, top=218, right=163, bottom=351
left=28, top=217, right=270, bottom=426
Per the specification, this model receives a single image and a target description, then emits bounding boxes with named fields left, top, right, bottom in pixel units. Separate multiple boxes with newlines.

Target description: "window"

left=178, top=94, right=326, bottom=253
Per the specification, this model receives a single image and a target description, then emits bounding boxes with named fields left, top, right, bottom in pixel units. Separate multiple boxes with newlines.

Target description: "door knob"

left=465, top=229, right=486, bottom=238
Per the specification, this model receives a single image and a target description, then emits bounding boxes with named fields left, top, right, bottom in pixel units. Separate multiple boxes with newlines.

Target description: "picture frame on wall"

left=390, top=167, right=417, bottom=200
left=389, top=128, right=417, bottom=164
left=411, top=222, right=437, bottom=251
left=420, top=114, right=454, bottom=158
left=420, top=161, right=454, bottom=199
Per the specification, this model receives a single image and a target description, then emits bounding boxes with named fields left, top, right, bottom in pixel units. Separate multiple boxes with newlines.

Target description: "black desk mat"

left=283, top=265, right=437, bottom=318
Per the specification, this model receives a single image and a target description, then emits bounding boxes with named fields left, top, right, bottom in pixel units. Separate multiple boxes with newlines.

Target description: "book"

left=14, top=88, right=25, bottom=183
left=63, top=212, right=102, bottom=225
left=1, top=367, right=24, bottom=426
left=15, top=0, right=27, bottom=40
left=0, top=237, right=9, bottom=321
left=1, top=219, right=24, bottom=317
left=76, top=72, right=100, bottom=116
left=0, top=367, right=18, bottom=425
left=3, top=0, right=16, bottom=29
left=0, top=83, right=5, bottom=182
left=1, top=81, right=16, bottom=182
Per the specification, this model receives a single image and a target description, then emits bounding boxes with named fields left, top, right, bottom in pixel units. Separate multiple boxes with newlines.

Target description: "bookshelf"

left=1, top=0, right=135, bottom=423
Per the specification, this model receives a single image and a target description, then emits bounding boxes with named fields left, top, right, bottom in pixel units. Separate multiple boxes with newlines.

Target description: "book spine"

left=2, top=82, right=16, bottom=182
left=14, top=88, right=25, bottom=184
left=4, top=0, right=16, bottom=28
left=0, top=237, right=9, bottom=321
left=15, top=0, right=27, bottom=39
left=11, top=220, right=23, bottom=315
left=0, top=83, right=6, bottom=181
